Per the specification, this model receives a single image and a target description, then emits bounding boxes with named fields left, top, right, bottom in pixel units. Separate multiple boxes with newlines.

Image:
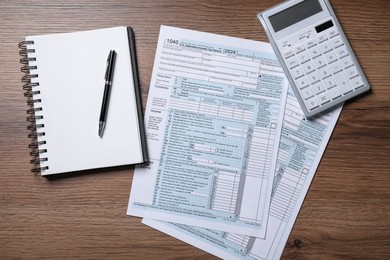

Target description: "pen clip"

left=104, top=52, right=110, bottom=80
left=104, top=50, right=116, bottom=81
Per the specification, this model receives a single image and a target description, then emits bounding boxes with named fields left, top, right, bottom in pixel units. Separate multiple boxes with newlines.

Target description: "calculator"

left=258, top=0, right=370, bottom=117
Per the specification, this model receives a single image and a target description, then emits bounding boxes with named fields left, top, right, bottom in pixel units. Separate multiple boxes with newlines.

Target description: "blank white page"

left=27, top=27, right=144, bottom=175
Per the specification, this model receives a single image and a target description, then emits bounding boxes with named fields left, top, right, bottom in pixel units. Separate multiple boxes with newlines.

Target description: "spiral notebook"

left=19, top=26, right=148, bottom=175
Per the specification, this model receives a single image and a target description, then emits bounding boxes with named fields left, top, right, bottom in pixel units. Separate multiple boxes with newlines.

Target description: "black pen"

left=98, top=50, right=116, bottom=137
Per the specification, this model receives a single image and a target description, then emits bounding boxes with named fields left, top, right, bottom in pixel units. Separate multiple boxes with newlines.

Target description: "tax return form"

left=127, top=25, right=288, bottom=237
left=144, top=88, right=342, bottom=259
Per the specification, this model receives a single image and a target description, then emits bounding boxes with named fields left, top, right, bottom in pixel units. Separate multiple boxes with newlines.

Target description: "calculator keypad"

left=284, top=28, right=366, bottom=114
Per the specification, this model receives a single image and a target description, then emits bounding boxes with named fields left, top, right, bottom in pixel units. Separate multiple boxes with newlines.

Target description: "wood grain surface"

left=1, top=0, right=389, bottom=259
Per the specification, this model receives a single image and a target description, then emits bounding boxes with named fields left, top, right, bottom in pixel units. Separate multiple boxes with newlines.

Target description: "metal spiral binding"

left=19, top=40, right=49, bottom=173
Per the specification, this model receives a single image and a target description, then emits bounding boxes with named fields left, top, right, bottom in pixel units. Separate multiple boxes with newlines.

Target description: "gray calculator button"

left=296, top=77, right=309, bottom=89
left=328, top=29, right=339, bottom=38
left=300, top=86, right=314, bottom=100
left=318, top=66, right=331, bottom=79
left=330, top=36, right=344, bottom=48
left=283, top=49, right=294, bottom=59
left=302, top=61, right=315, bottom=74
left=313, top=56, right=326, bottom=69
left=294, top=44, right=306, bottom=54
left=316, top=34, right=328, bottom=43
left=306, top=96, right=319, bottom=110
left=334, top=72, right=353, bottom=94
left=320, top=41, right=332, bottom=53
left=328, top=87, right=342, bottom=100
left=312, top=82, right=325, bottom=95
left=335, top=45, right=349, bottom=59
left=291, top=67, right=304, bottom=79
left=297, top=51, right=310, bottom=64
left=340, top=55, right=353, bottom=69
left=324, top=50, right=337, bottom=64
left=330, top=61, right=343, bottom=74
left=317, top=92, right=330, bottom=105
left=307, top=71, right=320, bottom=84
left=308, top=46, right=321, bottom=59
left=287, top=57, right=299, bottom=69
left=324, top=77, right=337, bottom=89
left=345, top=66, right=359, bottom=79
left=350, top=76, right=365, bottom=89
left=306, top=39, right=317, bottom=49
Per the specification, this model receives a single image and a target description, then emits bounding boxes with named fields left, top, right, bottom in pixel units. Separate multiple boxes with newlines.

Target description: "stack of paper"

left=127, top=26, right=341, bottom=259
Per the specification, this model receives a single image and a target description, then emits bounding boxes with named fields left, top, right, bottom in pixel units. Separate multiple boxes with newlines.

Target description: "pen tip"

left=99, top=122, right=105, bottom=137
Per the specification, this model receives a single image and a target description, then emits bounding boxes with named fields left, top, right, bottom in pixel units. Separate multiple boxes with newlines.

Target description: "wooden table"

left=1, top=0, right=389, bottom=259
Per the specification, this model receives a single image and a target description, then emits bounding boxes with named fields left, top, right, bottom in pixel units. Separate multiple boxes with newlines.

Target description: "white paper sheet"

left=128, top=26, right=288, bottom=237
left=143, top=88, right=342, bottom=259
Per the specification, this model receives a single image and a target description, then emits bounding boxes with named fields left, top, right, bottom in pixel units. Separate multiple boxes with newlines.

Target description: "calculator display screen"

left=269, top=0, right=323, bottom=32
